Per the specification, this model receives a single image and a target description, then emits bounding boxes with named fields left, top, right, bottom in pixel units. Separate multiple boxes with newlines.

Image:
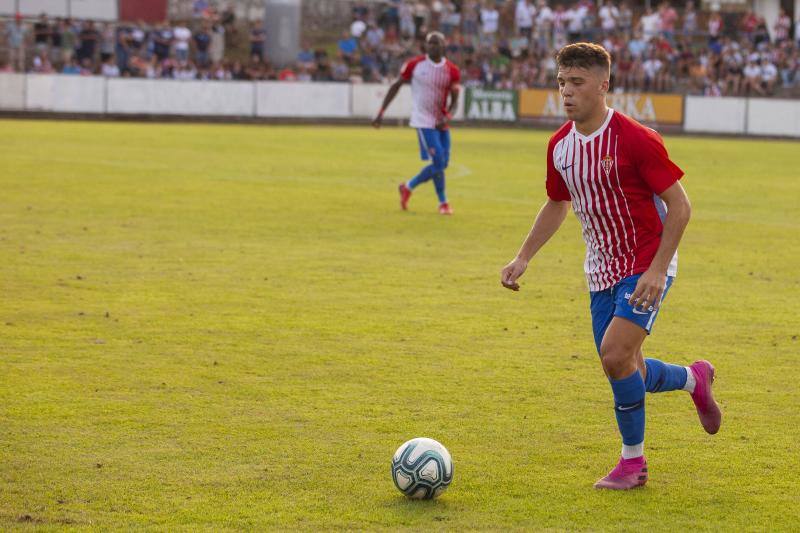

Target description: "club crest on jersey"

left=601, top=155, right=614, bottom=178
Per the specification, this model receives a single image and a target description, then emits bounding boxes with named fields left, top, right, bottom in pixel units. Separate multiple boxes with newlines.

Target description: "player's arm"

left=627, top=181, right=691, bottom=310
left=500, top=199, right=570, bottom=291
left=435, top=84, right=461, bottom=130
left=372, top=78, right=406, bottom=128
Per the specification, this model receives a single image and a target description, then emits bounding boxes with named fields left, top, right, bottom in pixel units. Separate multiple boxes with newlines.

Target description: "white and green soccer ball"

left=391, top=437, right=453, bottom=499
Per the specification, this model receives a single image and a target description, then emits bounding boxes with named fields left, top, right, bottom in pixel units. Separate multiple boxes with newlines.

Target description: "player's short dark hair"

left=556, top=43, right=611, bottom=78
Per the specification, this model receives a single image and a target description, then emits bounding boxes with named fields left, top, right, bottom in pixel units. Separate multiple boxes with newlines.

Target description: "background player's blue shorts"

left=589, top=273, right=675, bottom=354
left=417, top=128, right=450, bottom=167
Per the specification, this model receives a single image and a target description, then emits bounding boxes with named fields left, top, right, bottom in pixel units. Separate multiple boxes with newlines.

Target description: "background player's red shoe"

left=398, top=183, right=411, bottom=210
left=438, top=202, right=453, bottom=215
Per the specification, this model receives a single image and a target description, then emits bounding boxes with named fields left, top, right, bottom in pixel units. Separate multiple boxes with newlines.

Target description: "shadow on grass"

left=379, top=495, right=454, bottom=525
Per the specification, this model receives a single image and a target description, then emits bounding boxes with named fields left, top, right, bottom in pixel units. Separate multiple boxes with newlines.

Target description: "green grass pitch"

left=1, top=119, right=798, bottom=530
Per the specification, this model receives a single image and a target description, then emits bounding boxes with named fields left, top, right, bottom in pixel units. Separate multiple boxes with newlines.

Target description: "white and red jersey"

left=546, top=109, right=684, bottom=292
left=400, top=55, right=461, bottom=129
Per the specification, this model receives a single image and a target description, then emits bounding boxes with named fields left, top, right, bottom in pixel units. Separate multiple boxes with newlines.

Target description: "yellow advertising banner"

left=519, top=89, right=684, bottom=125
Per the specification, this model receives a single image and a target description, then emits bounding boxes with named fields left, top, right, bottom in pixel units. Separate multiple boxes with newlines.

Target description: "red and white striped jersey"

left=400, top=55, right=460, bottom=129
left=545, top=109, right=684, bottom=292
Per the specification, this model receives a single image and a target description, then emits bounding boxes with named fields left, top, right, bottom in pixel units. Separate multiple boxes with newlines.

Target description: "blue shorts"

left=589, top=274, right=674, bottom=354
left=417, top=128, right=450, bottom=166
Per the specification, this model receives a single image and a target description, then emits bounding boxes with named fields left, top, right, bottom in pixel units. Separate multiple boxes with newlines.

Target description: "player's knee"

left=600, top=343, right=637, bottom=378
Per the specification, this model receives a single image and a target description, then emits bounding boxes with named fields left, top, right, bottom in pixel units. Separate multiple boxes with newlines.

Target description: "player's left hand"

left=435, top=119, right=448, bottom=130
left=628, top=268, right=667, bottom=311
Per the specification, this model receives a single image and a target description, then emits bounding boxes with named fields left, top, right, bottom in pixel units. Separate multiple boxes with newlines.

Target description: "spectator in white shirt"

left=173, top=23, right=192, bottom=62
left=598, top=1, right=619, bottom=35
left=742, top=59, right=762, bottom=94
left=515, top=0, right=535, bottom=38
left=760, top=59, right=778, bottom=94
left=639, top=7, right=660, bottom=41
left=481, top=2, right=500, bottom=42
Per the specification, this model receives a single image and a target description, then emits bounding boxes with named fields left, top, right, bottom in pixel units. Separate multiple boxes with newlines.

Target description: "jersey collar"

left=426, top=55, right=446, bottom=67
left=571, top=108, right=615, bottom=142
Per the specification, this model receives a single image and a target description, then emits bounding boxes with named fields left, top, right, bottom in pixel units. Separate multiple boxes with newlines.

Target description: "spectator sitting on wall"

left=297, top=41, right=315, bottom=68
left=175, top=60, right=197, bottom=80
left=79, top=57, right=94, bottom=75
left=278, top=64, right=297, bottom=81
left=760, top=58, right=778, bottom=94
left=101, top=54, right=120, bottom=77
left=331, top=58, right=350, bottom=81
left=32, top=51, right=54, bottom=73
left=62, top=56, right=81, bottom=74
left=742, top=57, right=762, bottom=94
left=296, top=63, right=312, bottom=82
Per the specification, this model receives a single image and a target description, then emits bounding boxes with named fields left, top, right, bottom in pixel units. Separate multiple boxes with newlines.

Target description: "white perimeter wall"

left=1, top=74, right=798, bottom=139
left=107, top=79, right=255, bottom=116
left=747, top=98, right=800, bottom=137
left=26, top=73, right=105, bottom=113
left=684, top=97, right=747, bottom=134
left=256, top=82, right=350, bottom=118
left=685, top=96, right=800, bottom=137
left=0, top=73, right=25, bottom=110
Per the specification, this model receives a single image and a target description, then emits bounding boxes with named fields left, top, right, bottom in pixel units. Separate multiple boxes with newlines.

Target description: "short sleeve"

left=400, top=57, right=419, bottom=81
left=546, top=139, right=571, bottom=201
left=635, top=128, right=684, bottom=195
left=448, top=63, right=461, bottom=85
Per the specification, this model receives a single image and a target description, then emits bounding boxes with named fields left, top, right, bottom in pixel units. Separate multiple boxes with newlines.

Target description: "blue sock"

left=432, top=171, right=447, bottom=203
left=609, top=370, right=646, bottom=448
left=644, top=358, right=688, bottom=393
left=408, top=164, right=438, bottom=189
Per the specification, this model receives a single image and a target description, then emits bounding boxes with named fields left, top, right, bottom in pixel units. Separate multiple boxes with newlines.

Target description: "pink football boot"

left=594, top=456, right=648, bottom=490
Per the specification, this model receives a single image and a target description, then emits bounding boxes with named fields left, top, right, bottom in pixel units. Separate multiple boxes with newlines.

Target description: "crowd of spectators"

left=1, top=0, right=798, bottom=97
left=334, top=0, right=799, bottom=96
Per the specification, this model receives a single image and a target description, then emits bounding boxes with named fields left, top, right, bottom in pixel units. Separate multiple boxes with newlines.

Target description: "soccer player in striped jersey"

left=372, top=32, right=461, bottom=215
left=500, top=43, right=722, bottom=490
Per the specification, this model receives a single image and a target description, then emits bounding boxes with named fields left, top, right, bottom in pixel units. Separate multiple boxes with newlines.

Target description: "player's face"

left=557, top=66, right=608, bottom=122
left=426, top=36, right=444, bottom=60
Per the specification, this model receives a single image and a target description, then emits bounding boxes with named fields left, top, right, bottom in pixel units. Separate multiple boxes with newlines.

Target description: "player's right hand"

left=500, top=257, right=528, bottom=291
left=372, top=116, right=382, bottom=128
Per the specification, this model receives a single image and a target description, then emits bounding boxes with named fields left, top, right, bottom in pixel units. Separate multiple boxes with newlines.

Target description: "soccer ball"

left=391, top=437, right=453, bottom=499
